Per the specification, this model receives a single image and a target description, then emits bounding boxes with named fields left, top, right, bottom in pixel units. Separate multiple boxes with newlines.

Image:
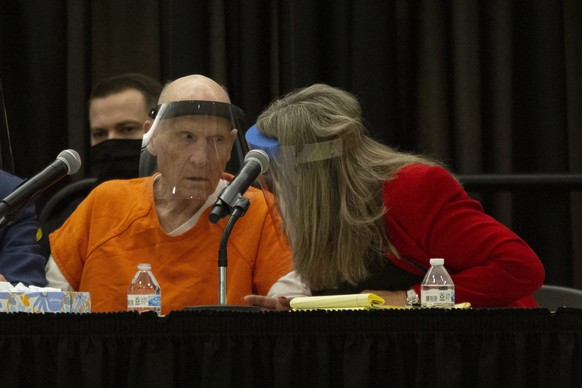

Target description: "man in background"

left=87, top=73, right=163, bottom=182
left=38, top=73, right=163, bottom=258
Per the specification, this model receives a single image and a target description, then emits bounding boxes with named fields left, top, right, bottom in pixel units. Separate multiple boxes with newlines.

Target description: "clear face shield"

left=244, top=124, right=343, bottom=239
left=142, top=100, right=245, bottom=202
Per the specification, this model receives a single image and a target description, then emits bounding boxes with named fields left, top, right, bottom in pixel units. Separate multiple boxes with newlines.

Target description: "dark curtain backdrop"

left=1, top=0, right=581, bottom=287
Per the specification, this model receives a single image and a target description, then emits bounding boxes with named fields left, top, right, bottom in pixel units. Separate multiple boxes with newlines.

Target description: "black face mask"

left=89, top=139, right=142, bottom=183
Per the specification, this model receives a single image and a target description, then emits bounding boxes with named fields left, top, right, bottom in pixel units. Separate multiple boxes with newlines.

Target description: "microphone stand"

left=0, top=198, right=21, bottom=230
left=184, top=195, right=259, bottom=312
left=0, top=215, right=12, bottom=229
left=218, top=196, right=249, bottom=305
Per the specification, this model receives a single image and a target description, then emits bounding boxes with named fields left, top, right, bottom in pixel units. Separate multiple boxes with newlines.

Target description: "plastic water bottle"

left=127, top=263, right=162, bottom=315
left=420, top=258, right=455, bottom=308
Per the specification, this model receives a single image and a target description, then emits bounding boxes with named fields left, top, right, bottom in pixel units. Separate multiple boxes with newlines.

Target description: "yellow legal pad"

left=289, top=293, right=471, bottom=310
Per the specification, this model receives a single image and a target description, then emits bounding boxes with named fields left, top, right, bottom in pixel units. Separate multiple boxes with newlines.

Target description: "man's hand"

left=0, top=274, right=6, bottom=282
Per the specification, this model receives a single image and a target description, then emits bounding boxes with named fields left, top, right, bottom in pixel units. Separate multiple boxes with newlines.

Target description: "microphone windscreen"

left=244, top=149, right=269, bottom=174
left=57, top=149, right=82, bottom=175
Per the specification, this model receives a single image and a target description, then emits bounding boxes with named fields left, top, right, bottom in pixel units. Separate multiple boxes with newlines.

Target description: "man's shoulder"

left=92, top=177, right=150, bottom=196
left=82, top=177, right=153, bottom=218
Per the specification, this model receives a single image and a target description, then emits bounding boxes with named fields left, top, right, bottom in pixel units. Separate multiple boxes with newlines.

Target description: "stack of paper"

left=289, top=293, right=471, bottom=310
left=290, top=293, right=403, bottom=310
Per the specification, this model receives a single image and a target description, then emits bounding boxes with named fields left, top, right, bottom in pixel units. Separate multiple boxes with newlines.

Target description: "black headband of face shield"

left=148, top=100, right=245, bottom=129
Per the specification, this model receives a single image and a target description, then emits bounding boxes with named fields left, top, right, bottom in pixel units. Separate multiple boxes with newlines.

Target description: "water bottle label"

left=421, top=289, right=455, bottom=306
left=148, top=295, right=161, bottom=307
left=128, top=294, right=161, bottom=308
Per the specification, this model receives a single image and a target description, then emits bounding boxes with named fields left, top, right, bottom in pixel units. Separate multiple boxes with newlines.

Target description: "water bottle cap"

left=137, top=263, right=151, bottom=271
left=429, top=258, right=444, bottom=266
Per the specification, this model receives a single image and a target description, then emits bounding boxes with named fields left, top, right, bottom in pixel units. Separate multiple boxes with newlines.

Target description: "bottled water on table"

left=127, top=263, right=162, bottom=314
left=420, top=258, right=455, bottom=308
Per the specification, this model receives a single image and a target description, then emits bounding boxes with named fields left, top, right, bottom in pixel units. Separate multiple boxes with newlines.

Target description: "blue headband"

left=245, top=124, right=280, bottom=158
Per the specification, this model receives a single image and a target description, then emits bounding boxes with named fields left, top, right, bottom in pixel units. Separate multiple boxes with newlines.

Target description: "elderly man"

left=46, top=74, right=294, bottom=314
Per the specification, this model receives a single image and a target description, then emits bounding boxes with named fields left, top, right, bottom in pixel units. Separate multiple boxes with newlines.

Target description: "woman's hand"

left=243, top=295, right=293, bottom=310
left=361, top=289, right=407, bottom=306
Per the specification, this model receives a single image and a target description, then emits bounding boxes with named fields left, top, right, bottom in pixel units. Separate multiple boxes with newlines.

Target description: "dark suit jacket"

left=0, top=169, right=48, bottom=286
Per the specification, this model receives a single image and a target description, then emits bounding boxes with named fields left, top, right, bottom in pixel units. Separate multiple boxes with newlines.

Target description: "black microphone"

left=0, top=149, right=82, bottom=219
left=209, top=149, right=269, bottom=224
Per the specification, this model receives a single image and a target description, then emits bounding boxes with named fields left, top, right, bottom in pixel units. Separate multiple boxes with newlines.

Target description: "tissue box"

left=0, top=291, right=91, bottom=313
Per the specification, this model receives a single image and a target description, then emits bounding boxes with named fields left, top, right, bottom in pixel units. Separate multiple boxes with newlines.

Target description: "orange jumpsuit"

left=50, top=175, right=292, bottom=315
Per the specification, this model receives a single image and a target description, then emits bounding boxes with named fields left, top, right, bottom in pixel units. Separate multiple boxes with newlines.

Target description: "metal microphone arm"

left=183, top=195, right=258, bottom=312
left=217, top=195, right=250, bottom=305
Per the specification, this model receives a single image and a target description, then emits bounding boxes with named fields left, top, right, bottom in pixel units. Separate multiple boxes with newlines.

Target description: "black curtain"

left=1, top=0, right=581, bottom=287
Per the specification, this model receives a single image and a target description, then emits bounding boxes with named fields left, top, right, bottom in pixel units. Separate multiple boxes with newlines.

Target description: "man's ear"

left=143, top=120, right=157, bottom=155
left=229, top=128, right=238, bottom=143
left=226, top=128, right=238, bottom=161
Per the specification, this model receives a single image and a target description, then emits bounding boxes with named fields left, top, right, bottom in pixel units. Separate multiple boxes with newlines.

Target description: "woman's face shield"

left=142, top=100, right=244, bottom=201
left=244, top=124, right=343, bottom=235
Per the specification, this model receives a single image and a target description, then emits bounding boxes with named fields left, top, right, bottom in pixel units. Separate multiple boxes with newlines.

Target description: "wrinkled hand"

left=362, top=289, right=407, bottom=306
left=243, top=295, right=293, bottom=310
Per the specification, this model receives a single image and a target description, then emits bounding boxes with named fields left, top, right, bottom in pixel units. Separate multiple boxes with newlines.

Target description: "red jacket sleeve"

left=384, top=164, right=545, bottom=307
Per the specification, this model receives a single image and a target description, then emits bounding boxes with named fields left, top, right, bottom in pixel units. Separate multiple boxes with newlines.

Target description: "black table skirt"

left=1, top=308, right=581, bottom=388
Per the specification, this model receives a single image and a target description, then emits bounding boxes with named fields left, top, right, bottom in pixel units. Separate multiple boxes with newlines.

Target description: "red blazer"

left=383, top=164, right=545, bottom=307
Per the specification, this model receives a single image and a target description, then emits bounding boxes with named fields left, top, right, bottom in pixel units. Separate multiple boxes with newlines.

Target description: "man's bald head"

left=159, top=74, right=230, bottom=104
left=144, top=74, right=238, bottom=204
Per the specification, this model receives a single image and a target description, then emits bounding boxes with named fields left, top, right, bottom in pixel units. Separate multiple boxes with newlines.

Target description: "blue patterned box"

left=0, top=291, right=91, bottom=313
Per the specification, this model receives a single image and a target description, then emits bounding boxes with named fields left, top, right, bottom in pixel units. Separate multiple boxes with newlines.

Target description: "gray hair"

left=257, top=83, right=437, bottom=291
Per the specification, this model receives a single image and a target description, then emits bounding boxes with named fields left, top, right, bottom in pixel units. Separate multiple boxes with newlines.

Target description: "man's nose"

left=189, top=144, right=210, bottom=166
